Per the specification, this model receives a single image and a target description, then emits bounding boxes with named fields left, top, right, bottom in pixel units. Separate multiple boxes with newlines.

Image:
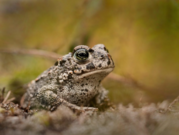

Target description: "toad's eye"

left=74, top=49, right=89, bottom=61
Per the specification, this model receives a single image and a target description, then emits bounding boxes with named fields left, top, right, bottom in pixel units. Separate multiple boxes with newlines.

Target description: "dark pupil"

left=75, top=49, right=89, bottom=61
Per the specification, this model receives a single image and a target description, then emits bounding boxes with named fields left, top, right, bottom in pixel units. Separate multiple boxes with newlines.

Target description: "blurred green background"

left=0, top=0, right=179, bottom=105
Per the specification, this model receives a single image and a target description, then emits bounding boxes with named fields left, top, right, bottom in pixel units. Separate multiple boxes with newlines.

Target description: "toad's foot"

left=50, top=98, right=98, bottom=114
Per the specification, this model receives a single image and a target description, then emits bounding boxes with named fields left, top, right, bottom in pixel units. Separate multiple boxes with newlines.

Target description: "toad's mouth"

left=77, top=68, right=114, bottom=79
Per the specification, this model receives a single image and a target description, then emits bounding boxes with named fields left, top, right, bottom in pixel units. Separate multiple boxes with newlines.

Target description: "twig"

left=0, top=48, right=61, bottom=60
left=6, top=97, right=15, bottom=104
left=0, top=87, right=6, bottom=102
left=2, top=87, right=5, bottom=97
left=107, top=73, right=145, bottom=89
left=167, top=96, right=179, bottom=112
left=107, top=73, right=156, bottom=94
left=0, top=48, right=150, bottom=91
left=108, top=73, right=136, bottom=86
left=3, top=91, right=11, bottom=103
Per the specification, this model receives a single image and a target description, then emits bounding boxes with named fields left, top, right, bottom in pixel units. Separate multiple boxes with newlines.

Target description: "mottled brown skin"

left=21, top=44, right=115, bottom=112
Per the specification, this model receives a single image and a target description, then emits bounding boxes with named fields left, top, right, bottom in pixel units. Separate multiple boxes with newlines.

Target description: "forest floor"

left=1, top=88, right=179, bottom=135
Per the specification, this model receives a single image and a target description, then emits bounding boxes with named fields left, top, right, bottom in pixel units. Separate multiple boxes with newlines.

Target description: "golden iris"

left=74, top=49, right=89, bottom=61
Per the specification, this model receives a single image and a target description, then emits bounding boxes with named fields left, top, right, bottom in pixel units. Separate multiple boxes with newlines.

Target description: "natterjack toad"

left=21, top=44, right=115, bottom=112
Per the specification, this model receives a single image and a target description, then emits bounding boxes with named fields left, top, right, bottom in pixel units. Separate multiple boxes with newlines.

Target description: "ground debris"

left=0, top=88, right=179, bottom=135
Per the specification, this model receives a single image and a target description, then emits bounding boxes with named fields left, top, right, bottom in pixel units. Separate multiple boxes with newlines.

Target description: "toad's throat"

left=77, top=68, right=114, bottom=79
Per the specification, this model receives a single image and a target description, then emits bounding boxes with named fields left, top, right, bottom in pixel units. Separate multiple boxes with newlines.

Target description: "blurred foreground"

left=0, top=89, right=179, bottom=135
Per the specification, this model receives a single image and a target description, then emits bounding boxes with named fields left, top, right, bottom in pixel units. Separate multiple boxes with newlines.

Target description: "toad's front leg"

left=35, top=85, right=98, bottom=113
